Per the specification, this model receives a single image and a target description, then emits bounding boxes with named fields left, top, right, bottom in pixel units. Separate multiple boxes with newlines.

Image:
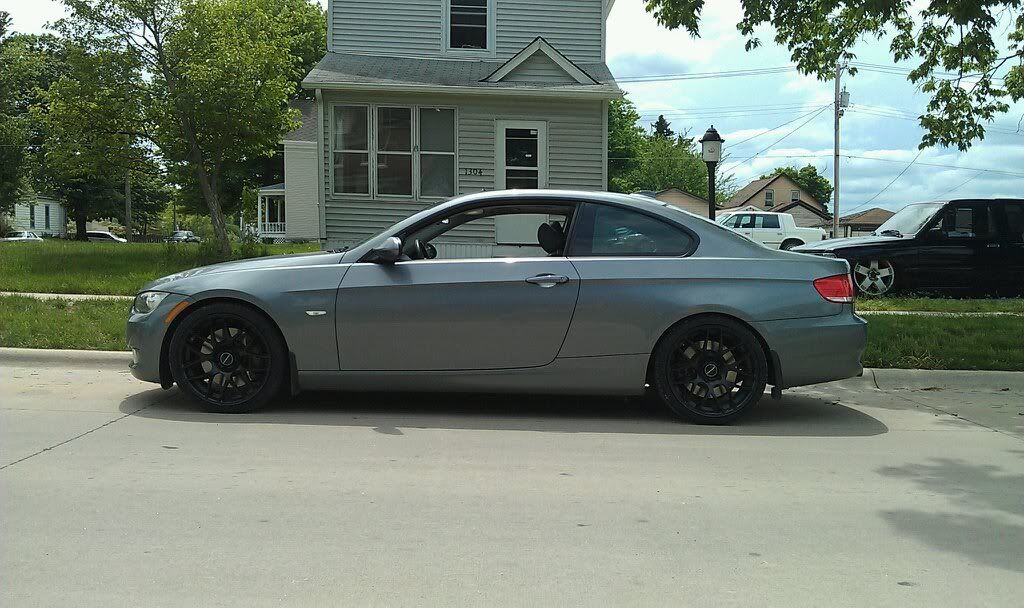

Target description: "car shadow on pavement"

left=877, top=458, right=1024, bottom=573
left=122, top=389, right=888, bottom=437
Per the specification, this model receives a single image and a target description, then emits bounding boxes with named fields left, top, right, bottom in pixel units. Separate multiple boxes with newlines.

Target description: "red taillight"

left=814, top=274, right=855, bottom=303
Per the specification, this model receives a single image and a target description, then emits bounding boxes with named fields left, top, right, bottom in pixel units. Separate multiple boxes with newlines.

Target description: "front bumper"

left=753, top=309, right=867, bottom=389
left=126, top=293, right=190, bottom=384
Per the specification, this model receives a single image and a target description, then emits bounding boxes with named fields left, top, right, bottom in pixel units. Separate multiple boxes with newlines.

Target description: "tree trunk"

left=75, top=214, right=87, bottom=241
left=181, top=121, right=231, bottom=257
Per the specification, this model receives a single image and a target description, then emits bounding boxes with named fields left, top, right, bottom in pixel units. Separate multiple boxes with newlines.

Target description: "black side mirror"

left=365, top=236, right=402, bottom=264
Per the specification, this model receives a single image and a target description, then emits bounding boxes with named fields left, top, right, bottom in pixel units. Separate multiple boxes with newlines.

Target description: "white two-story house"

left=301, top=0, right=621, bottom=250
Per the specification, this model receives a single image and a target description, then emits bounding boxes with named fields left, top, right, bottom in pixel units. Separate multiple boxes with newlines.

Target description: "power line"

left=934, top=172, right=984, bottom=199
left=616, top=65, right=795, bottom=83
left=723, top=104, right=833, bottom=150
left=846, top=149, right=925, bottom=214
left=843, top=154, right=1024, bottom=178
left=719, top=105, right=832, bottom=173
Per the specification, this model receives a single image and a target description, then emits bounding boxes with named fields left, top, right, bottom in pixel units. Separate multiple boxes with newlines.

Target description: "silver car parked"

left=127, top=190, right=866, bottom=424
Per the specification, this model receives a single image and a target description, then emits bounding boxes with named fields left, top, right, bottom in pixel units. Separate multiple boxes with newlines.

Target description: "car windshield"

left=874, top=202, right=945, bottom=236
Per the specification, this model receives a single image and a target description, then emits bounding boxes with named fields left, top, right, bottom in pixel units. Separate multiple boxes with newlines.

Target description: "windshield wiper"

left=878, top=229, right=903, bottom=237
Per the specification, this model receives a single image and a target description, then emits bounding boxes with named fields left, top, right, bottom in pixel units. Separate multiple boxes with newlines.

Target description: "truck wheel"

left=780, top=239, right=803, bottom=250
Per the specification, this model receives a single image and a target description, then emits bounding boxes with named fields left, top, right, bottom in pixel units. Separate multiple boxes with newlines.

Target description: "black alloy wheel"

left=169, top=303, right=287, bottom=413
left=652, top=317, right=768, bottom=424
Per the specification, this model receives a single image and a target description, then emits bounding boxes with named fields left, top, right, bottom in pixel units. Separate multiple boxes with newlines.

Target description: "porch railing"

left=260, top=222, right=286, bottom=234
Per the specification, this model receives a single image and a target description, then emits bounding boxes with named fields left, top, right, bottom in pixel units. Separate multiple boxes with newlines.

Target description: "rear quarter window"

left=570, top=203, right=695, bottom=257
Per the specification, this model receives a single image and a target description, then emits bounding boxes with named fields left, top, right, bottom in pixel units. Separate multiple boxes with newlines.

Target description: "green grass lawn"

left=858, top=296, right=1024, bottom=313
left=0, top=295, right=129, bottom=351
left=0, top=240, right=320, bottom=296
left=3, top=294, right=1023, bottom=371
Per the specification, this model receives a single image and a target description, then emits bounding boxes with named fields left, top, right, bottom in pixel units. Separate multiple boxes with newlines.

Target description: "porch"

left=256, top=184, right=287, bottom=237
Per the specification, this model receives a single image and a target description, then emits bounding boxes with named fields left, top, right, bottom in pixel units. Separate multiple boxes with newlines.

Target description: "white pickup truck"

left=717, top=211, right=827, bottom=250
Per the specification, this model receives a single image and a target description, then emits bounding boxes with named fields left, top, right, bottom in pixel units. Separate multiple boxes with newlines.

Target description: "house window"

left=496, top=121, right=547, bottom=190
left=420, top=108, right=456, bottom=198
left=333, top=105, right=369, bottom=194
left=377, top=107, right=412, bottom=196
left=29, top=204, right=36, bottom=228
left=449, top=0, right=488, bottom=50
left=45, top=205, right=50, bottom=230
left=791, top=190, right=800, bottom=203
left=331, top=105, right=457, bottom=199
left=264, top=197, right=286, bottom=224
left=764, top=190, right=775, bottom=207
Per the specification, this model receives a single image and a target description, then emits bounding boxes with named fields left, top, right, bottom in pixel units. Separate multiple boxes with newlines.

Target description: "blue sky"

left=6, top=0, right=1023, bottom=216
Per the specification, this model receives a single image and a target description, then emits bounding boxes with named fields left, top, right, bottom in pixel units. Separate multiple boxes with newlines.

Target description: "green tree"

left=644, top=0, right=1024, bottom=151
left=760, top=164, right=833, bottom=211
left=63, top=0, right=323, bottom=255
left=651, top=114, right=675, bottom=138
left=608, top=97, right=647, bottom=192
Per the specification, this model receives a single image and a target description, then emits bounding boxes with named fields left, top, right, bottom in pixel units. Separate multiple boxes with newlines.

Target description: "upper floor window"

left=790, top=190, right=800, bottom=203
left=764, top=189, right=775, bottom=207
left=448, top=0, right=489, bottom=51
left=332, top=105, right=456, bottom=199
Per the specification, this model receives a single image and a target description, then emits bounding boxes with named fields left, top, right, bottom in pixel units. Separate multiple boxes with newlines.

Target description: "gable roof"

left=303, top=51, right=620, bottom=99
left=841, top=207, right=894, bottom=226
left=284, top=99, right=317, bottom=143
left=483, top=38, right=598, bottom=85
left=724, top=175, right=780, bottom=208
left=774, top=199, right=831, bottom=221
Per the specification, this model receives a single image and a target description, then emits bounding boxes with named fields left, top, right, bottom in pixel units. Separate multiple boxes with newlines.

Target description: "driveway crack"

left=0, top=391, right=178, bottom=471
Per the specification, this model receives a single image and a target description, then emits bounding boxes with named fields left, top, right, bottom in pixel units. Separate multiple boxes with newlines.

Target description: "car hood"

left=140, top=250, right=345, bottom=293
left=794, top=234, right=908, bottom=252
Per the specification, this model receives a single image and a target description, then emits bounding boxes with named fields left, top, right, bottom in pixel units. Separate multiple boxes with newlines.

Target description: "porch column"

left=256, top=195, right=263, bottom=237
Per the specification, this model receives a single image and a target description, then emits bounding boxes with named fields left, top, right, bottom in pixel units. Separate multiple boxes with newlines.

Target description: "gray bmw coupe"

left=127, top=190, right=866, bottom=424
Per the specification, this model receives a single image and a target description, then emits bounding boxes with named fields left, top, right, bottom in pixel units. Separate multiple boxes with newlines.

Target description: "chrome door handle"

left=525, top=274, right=569, bottom=287
left=986, top=243, right=1000, bottom=248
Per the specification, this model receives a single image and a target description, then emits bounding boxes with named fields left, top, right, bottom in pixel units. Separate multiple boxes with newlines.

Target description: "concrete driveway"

left=2, top=350, right=1023, bottom=607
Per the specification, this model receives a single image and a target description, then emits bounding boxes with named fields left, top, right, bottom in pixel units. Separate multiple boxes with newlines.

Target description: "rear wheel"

left=168, top=303, right=287, bottom=413
left=852, top=259, right=896, bottom=295
left=780, top=239, right=803, bottom=250
left=651, top=317, right=768, bottom=424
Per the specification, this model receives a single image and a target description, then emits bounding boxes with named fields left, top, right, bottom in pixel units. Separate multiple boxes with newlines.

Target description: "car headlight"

left=133, top=291, right=170, bottom=315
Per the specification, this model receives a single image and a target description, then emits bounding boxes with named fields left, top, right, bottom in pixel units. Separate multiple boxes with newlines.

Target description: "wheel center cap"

left=703, top=363, right=720, bottom=378
left=219, top=352, right=236, bottom=367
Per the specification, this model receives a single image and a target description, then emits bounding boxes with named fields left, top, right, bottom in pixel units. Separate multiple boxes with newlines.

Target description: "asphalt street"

left=2, top=351, right=1023, bottom=607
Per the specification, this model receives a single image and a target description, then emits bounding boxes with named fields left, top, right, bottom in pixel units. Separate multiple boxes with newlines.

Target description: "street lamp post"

left=699, top=125, right=724, bottom=220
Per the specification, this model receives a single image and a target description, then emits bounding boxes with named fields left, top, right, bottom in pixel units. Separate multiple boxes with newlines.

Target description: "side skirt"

left=297, top=354, right=650, bottom=396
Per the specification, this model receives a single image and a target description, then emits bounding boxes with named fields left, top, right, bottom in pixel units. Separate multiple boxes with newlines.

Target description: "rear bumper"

left=753, top=310, right=867, bottom=389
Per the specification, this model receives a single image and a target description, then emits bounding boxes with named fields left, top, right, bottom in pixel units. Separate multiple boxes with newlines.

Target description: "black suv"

left=794, top=198, right=1024, bottom=295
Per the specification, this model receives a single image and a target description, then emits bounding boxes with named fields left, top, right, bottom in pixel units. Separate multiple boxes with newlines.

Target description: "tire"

left=780, top=239, right=803, bottom=250
left=168, top=302, right=288, bottom=413
left=852, top=259, right=896, bottom=296
left=651, top=317, right=768, bottom=424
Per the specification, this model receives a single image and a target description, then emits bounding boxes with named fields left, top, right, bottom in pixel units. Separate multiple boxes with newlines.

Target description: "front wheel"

left=168, top=303, right=287, bottom=413
left=651, top=318, right=768, bottom=424
left=852, top=259, right=896, bottom=295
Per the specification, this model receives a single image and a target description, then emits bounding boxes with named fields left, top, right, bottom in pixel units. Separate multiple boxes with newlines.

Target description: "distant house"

left=646, top=188, right=709, bottom=216
left=301, top=0, right=622, bottom=250
left=4, top=195, right=67, bottom=237
left=724, top=174, right=830, bottom=227
left=254, top=100, right=322, bottom=242
left=837, top=207, right=894, bottom=237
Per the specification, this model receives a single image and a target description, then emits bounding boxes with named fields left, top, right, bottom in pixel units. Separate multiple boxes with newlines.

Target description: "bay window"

left=332, top=105, right=456, bottom=199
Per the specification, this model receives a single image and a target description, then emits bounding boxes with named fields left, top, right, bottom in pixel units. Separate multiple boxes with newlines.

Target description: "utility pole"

left=124, top=169, right=132, bottom=243
left=832, top=61, right=849, bottom=239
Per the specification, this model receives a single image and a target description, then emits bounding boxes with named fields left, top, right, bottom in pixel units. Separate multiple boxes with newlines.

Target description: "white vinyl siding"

left=8, top=197, right=66, bottom=236
left=329, top=0, right=604, bottom=63
left=320, top=90, right=604, bottom=248
left=501, top=53, right=578, bottom=83
left=283, top=141, right=322, bottom=241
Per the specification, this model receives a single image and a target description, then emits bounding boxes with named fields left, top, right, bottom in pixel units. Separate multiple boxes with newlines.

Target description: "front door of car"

left=916, top=202, right=1001, bottom=290
left=750, top=214, right=784, bottom=248
left=335, top=205, right=581, bottom=371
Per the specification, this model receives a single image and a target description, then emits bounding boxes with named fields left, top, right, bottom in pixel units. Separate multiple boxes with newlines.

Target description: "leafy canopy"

left=644, top=0, right=1024, bottom=151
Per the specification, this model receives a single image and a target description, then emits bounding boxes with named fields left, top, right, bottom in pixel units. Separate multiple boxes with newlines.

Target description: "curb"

left=868, top=368, right=1024, bottom=393
left=0, top=347, right=129, bottom=369
left=0, top=292, right=133, bottom=301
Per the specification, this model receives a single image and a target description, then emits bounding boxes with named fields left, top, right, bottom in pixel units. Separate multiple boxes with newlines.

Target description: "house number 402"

left=461, top=168, right=484, bottom=176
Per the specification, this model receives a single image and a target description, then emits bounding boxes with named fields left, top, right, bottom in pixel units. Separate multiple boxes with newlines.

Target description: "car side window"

left=1004, top=203, right=1024, bottom=243
left=737, top=214, right=756, bottom=229
left=936, top=205, right=994, bottom=239
left=569, top=203, right=694, bottom=257
left=721, top=215, right=740, bottom=228
left=760, top=215, right=781, bottom=229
